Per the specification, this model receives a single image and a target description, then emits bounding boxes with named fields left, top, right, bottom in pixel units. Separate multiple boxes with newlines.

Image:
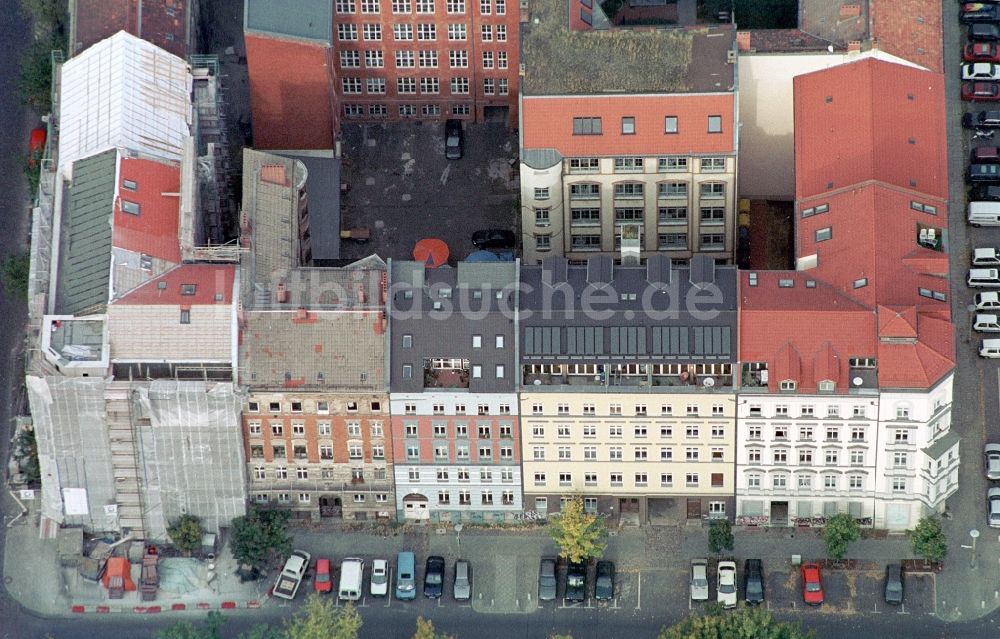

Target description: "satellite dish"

left=852, top=376, right=863, bottom=386
left=703, top=377, right=715, bottom=388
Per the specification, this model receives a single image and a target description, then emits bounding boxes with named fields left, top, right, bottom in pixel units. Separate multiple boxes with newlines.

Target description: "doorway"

left=770, top=501, right=789, bottom=526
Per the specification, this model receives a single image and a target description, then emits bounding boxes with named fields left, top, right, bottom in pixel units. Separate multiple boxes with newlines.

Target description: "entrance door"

left=403, top=494, right=430, bottom=520
left=319, top=496, right=343, bottom=518
left=770, top=501, right=789, bottom=526
left=686, top=498, right=702, bottom=520
left=484, top=105, right=509, bottom=123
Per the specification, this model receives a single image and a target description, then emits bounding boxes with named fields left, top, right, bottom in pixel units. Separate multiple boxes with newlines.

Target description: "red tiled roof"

left=521, top=93, right=736, bottom=156
left=773, top=342, right=802, bottom=385
left=113, top=158, right=182, bottom=263
left=812, top=342, right=841, bottom=385
left=245, top=34, right=336, bottom=150
left=114, top=264, right=236, bottom=305
left=793, top=58, right=948, bottom=201
left=71, top=1, right=190, bottom=58
left=870, top=0, right=943, bottom=73
left=877, top=306, right=917, bottom=339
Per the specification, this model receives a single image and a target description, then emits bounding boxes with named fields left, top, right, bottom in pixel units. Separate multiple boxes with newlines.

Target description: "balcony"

left=424, top=359, right=470, bottom=389
left=522, top=366, right=733, bottom=392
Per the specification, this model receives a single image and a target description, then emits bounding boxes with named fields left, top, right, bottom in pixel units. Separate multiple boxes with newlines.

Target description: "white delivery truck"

left=273, top=550, right=312, bottom=600
left=339, top=558, right=365, bottom=601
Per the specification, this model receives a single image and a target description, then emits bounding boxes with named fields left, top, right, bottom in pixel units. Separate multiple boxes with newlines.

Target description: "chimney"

left=296, top=307, right=308, bottom=320
left=736, top=31, right=751, bottom=53
left=839, top=3, right=861, bottom=19
left=847, top=40, right=861, bottom=54
left=276, top=281, right=289, bottom=303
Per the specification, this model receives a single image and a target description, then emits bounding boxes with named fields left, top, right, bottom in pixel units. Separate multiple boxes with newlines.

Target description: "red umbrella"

left=413, top=238, right=449, bottom=268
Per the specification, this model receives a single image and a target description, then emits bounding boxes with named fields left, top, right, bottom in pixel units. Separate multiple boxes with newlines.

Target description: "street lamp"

left=971, top=529, right=980, bottom=569
left=455, top=523, right=464, bottom=558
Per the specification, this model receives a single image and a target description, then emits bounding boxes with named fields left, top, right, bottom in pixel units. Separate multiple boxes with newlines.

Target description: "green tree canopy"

left=412, top=617, right=455, bottom=639
left=167, top=514, right=205, bottom=555
left=910, top=516, right=948, bottom=563
left=230, top=508, right=292, bottom=570
left=156, top=612, right=225, bottom=639
left=548, top=495, right=607, bottom=563
left=285, top=595, right=362, bottom=639
left=659, top=607, right=814, bottom=639
left=823, top=513, right=860, bottom=561
left=708, top=519, right=734, bottom=555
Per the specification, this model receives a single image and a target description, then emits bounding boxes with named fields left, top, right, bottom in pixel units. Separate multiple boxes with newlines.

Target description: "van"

left=976, top=291, right=1000, bottom=310
left=975, top=247, right=1000, bottom=266
left=338, top=558, right=364, bottom=601
left=967, top=163, right=1000, bottom=184
left=395, top=551, right=416, bottom=600
left=975, top=314, right=1000, bottom=332
left=969, top=268, right=1000, bottom=287
left=981, top=338, right=1000, bottom=358
left=969, top=202, right=1000, bottom=226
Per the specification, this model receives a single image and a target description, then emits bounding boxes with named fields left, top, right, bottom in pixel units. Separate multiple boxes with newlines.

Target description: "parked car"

left=471, top=229, right=516, bottom=249
left=445, top=118, right=463, bottom=160
left=972, top=23, right=1000, bottom=42
left=453, top=560, right=471, bottom=601
left=800, top=563, right=824, bottom=605
left=989, top=488, right=1000, bottom=527
left=973, top=184, right=1000, bottom=200
left=962, top=3, right=1000, bottom=24
left=370, top=558, right=389, bottom=597
left=987, top=444, right=1000, bottom=480
left=973, top=147, right=1000, bottom=164
left=690, top=558, right=709, bottom=601
left=968, top=162, right=1000, bottom=183
left=964, top=81, right=1000, bottom=101
left=565, top=561, right=587, bottom=602
left=964, top=110, right=1000, bottom=128
left=976, top=291, right=1000, bottom=310
left=717, top=561, right=737, bottom=609
left=964, top=63, right=1000, bottom=81
left=423, top=556, right=445, bottom=598
left=28, top=127, right=46, bottom=169
left=395, top=551, right=417, bottom=600
left=744, top=559, right=765, bottom=605
left=975, top=313, right=1000, bottom=332
left=313, top=558, right=333, bottom=594
left=966, top=42, right=1000, bottom=63
left=595, top=560, right=615, bottom=601
left=538, top=557, right=557, bottom=601
left=884, top=564, right=904, bottom=605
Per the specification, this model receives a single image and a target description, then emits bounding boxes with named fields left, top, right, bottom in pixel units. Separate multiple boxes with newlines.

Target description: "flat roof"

left=521, top=0, right=736, bottom=95
left=276, top=151, right=341, bottom=264
left=244, top=0, right=332, bottom=43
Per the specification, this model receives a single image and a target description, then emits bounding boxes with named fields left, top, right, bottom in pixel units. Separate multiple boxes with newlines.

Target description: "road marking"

left=636, top=572, right=642, bottom=611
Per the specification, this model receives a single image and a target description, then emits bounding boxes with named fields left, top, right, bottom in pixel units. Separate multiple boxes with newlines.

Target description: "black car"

left=565, top=561, right=587, bottom=602
left=538, top=557, right=557, bottom=601
left=744, top=559, right=765, bottom=605
left=962, top=3, right=1000, bottom=24
left=471, top=229, right=516, bottom=249
left=968, top=162, right=1000, bottom=183
left=595, top=560, right=615, bottom=601
left=965, top=110, right=1000, bottom=129
left=884, top=564, right=904, bottom=605
left=972, top=184, right=1000, bottom=201
left=423, top=556, right=445, bottom=598
left=445, top=119, right=463, bottom=160
left=972, top=23, right=1000, bottom=42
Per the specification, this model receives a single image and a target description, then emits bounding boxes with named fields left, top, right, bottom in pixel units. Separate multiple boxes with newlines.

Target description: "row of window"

left=744, top=473, right=886, bottom=491
left=536, top=206, right=726, bottom=228
left=344, top=76, right=489, bottom=95
left=404, top=442, right=515, bottom=461
left=338, top=22, right=508, bottom=42
left=746, top=402, right=885, bottom=418
left=403, top=422, right=514, bottom=437
left=247, top=421, right=384, bottom=438
left=541, top=232, right=725, bottom=252
left=253, top=466, right=388, bottom=481
left=335, top=0, right=506, bottom=16
left=408, top=467, right=516, bottom=482
left=572, top=115, right=724, bottom=136
left=345, top=103, right=472, bottom=117
left=341, top=47, right=509, bottom=69
left=567, top=156, right=728, bottom=174
left=254, top=492, right=388, bottom=505
left=745, top=424, right=913, bottom=443
left=432, top=490, right=517, bottom=505
left=400, top=402, right=511, bottom=415
left=532, top=402, right=726, bottom=417
left=400, top=362, right=506, bottom=379
left=250, top=443, right=383, bottom=460
left=534, top=181, right=728, bottom=201
left=530, top=445, right=726, bottom=463
left=534, top=470, right=725, bottom=489
left=529, top=422, right=725, bottom=438
left=247, top=400, right=381, bottom=414
left=746, top=448, right=873, bottom=466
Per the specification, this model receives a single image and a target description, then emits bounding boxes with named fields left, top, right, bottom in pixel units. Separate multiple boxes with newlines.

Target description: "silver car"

left=538, top=557, right=557, bottom=601
left=453, top=560, right=471, bottom=601
left=690, top=558, right=709, bottom=601
left=986, top=444, right=1000, bottom=480
left=717, top=560, right=737, bottom=609
left=990, top=488, right=1000, bottom=528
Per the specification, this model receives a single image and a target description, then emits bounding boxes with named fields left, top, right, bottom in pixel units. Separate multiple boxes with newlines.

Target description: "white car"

left=986, top=444, right=1000, bottom=480
left=976, top=292, right=1000, bottom=311
left=717, top=561, right=737, bottom=609
left=963, top=62, right=1000, bottom=81
left=370, top=558, right=389, bottom=597
left=690, top=558, right=709, bottom=601
left=989, top=488, right=1000, bottom=528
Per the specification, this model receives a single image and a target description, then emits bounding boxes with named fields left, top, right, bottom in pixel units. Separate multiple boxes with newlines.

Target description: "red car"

left=314, top=557, right=333, bottom=593
left=966, top=42, right=1000, bottom=63
left=964, top=81, right=1000, bottom=101
left=801, top=563, right=824, bottom=605
left=28, top=126, right=46, bottom=168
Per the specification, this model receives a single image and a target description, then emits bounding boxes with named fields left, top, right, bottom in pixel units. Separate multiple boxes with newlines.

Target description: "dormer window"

left=817, top=380, right=835, bottom=392
left=181, top=284, right=197, bottom=295
left=439, top=287, right=452, bottom=298
left=779, top=380, right=796, bottom=391
left=121, top=200, right=140, bottom=215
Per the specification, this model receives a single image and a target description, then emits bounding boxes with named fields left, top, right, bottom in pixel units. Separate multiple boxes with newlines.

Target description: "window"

left=685, top=448, right=698, bottom=461
left=472, top=365, right=482, bottom=378
left=496, top=365, right=505, bottom=378
left=892, top=478, right=906, bottom=492
left=780, top=380, right=796, bottom=391
left=569, top=157, right=599, bottom=172
left=849, top=475, right=863, bottom=490
left=452, top=104, right=470, bottom=116
left=393, top=0, right=411, bottom=11
left=417, top=23, right=436, bottom=40
left=337, top=0, right=356, bottom=11
left=614, top=182, right=643, bottom=198
left=449, top=48, right=468, bottom=67
left=658, top=233, right=687, bottom=249
left=483, top=78, right=495, bottom=94
left=853, top=278, right=868, bottom=289
left=495, top=335, right=505, bottom=348
left=572, top=117, right=602, bottom=135
left=893, top=452, right=908, bottom=467
left=635, top=447, right=648, bottom=461
left=747, top=449, right=761, bottom=463
left=659, top=207, right=688, bottom=222
left=659, top=156, right=688, bottom=172
left=686, top=473, right=699, bottom=487
left=293, top=422, right=306, bottom=436
left=362, top=0, right=380, bottom=11
left=609, top=425, right=622, bottom=438
left=700, top=157, right=725, bottom=172
left=659, top=182, right=687, bottom=197
left=395, top=50, right=414, bottom=68
left=699, top=182, right=725, bottom=199
left=496, top=0, right=505, bottom=13
left=570, top=183, right=600, bottom=199
left=621, top=117, right=635, bottom=134
left=363, top=24, right=382, bottom=40
left=583, top=425, right=596, bottom=437
left=894, top=429, right=910, bottom=443
left=685, top=425, right=699, bottom=438
left=610, top=472, right=623, bottom=486
left=635, top=472, right=648, bottom=487
left=746, top=474, right=761, bottom=488
left=496, top=24, right=507, bottom=41
left=609, top=446, right=622, bottom=460
left=748, top=425, right=761, bottom=439
left=850, top=450, right=865, bottom=466
left=179, top=310, right=191, bottom=324
left=394, top=24, right=413, bottom=40
left=772, top=474, right=787, bottom=489
left=614, top=157, right=643, bottom=172
left=815, top=227, right=832, bottom=242
left=481, top=24, right=492, bottom=40
left=799, top=450, right=813, bottom=465
left=340, top=50, right=360, bottom=68
left=825, top=449, right=838, bottom=464
left=664, top=116, right=678, bottom=134
left=338, top=24, right=358, bottom=40
left=396, top=77, right=414, bottom=93
left=479, top=0, right=491, bottom=12
left=349, top=444, right=363, bottom=459
left=700, top=207, right=725, bottom=223
left=420, top=77, right=439, bottom=94
left=416, top=0, right=434, bottom=11
left=559, top=472, right=572, bottom=486
left=797, top=474, right=812, bottom=489
left=896, top=406, right=910, bottom=419
left=711, top=448, right=724, bottom=461
left=851, top=427, right=865, bottom=442
left=450, top=77, right=469, bottom=94
left=773, top=450, right=787, bottom=464
left=478, top=445, right=493, bottom=459
left=342, top=77, right=362, bottom=93
left=707, top=115, right=722, bottom=133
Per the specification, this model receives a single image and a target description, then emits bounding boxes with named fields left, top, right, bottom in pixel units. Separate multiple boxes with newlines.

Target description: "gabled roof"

left=114, top=264, right=235, bottom=305
left=113, top=157, right=182, bottom=263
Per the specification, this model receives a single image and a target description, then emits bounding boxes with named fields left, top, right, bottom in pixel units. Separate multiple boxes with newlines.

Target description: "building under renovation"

left=25, top=31, right=245, bottom=541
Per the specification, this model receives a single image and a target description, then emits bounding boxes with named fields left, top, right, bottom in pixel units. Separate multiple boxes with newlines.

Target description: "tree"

left=659, top=607, right=813, bottom=639
left=230, top=507, right=292, bottom=570
left=156, top=612, right=225, bottom=639
left=237, top=627, right=283, bottom=639
left=547, top=495, right=607, bottom=563
left=13, top=428, right=40, bottom=485
left=708, top=519, right=734, bottom=555
left=910, top=516, right=948, bottom=564
left=823, top=513, right=860, bottom=561
left=167, top=513, right=205, bottom=555
left=0, top=252, right=30, bottom=300
left=412, top=617, right=454, bottom=639
left=285, top=595, right=362, bottom=639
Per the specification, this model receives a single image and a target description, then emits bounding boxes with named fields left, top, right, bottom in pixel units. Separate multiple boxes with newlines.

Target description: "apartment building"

left=519, top=254, right=737, bottom=524
left=389, top=260, right=522, bottom=523
left=69, top=0, right=198, bottom=58
left=734, top=58, right=956, bottom=531
left=518, top=0, right=738, bottom=264
left=238, top=149, right=393, bottom=520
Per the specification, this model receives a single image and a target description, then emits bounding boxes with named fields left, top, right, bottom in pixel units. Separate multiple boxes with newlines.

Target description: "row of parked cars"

left=687, top=559, right=905, bottom=607
left=537, top=557, right=615, bottom=602
left=961, top=2, right=1000, bottom=101
left=307, top=553, right=472, bottom=601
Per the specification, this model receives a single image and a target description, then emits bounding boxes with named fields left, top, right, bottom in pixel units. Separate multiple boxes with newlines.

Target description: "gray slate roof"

left=276, top=151, right=341, bottom=265
left=519, top=255, right=737, bottom=365
left=56, top=150, right=117, bottom=315
left=244, top=0, right=332, bottom=43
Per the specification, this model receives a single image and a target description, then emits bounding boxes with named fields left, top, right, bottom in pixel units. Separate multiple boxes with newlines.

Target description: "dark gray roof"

left=520, top=255, right=737, bottom=364
left=244, top=0, right=332, bottom=43
left=276, top=151, right=341, bottom=265
left=56, top=150, right=117, bottom=315
left=389, top=261, right=517, bottom=394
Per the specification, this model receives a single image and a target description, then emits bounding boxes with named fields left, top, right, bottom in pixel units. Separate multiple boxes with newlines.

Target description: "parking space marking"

left=636, top=572, right=641, bottom=610
left=385, top=568, right=393, bottom=608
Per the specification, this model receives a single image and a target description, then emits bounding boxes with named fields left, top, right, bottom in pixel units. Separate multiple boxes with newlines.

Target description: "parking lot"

left=339, top=122, right=520, bottom=263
